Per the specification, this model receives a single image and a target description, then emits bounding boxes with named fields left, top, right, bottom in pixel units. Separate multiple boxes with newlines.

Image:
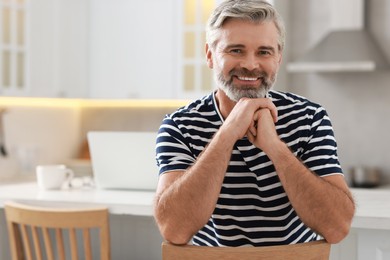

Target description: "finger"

left=260, top=108, right=275, bottom=124
left=270, top=108, right=278, bottom=123
left=252, top=98, right=278, bottom=123
left=249, top=123, right=257, bottom=136
left=266, top=99, right=278, bottom=123
left=250, top=111, right=258, bottom=136
left=248, top=117, right=257, bottom=136
left=246, top=130, right=254, bottom=143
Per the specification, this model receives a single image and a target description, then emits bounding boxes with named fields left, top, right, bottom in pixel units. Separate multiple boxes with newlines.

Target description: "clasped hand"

left=222, top=97, right=279, bottom=151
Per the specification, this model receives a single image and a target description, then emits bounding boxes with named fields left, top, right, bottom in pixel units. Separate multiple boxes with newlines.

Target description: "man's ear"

left=205, top=43, right=213, bottom=69
left=278, top=52, right=283, bottom=65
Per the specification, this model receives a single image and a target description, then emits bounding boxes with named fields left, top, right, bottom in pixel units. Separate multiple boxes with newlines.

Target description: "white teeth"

left=238, top=76, right=258, bottom=81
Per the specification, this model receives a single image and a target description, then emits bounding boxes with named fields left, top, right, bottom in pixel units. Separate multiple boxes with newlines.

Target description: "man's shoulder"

left=159, top=93, right=219, bottom=142
left=168, top=93, right=215, bottom=119
left=269, top=90, right=322, bottom=109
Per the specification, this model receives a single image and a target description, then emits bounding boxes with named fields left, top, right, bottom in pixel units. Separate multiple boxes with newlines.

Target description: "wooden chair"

left=4, top=201, right=111, bottom=260
left=162, top=239, right=331, bottom=260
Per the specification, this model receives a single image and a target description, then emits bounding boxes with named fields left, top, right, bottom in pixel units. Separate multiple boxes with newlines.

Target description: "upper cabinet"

left=89, top=0, right=217, bottom=99
left=0, top=0, right=29, bottom=97
left=88, top=0, right=177, bottom=99
left=176, top=0, right=217, bottom=99
left=0, top=0, right=218, bottom=99
left=0, top=0, right=89, bottom=98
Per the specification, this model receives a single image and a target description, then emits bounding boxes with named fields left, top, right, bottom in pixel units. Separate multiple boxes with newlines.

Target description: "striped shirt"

left=156, top=90, right=343, bottom=247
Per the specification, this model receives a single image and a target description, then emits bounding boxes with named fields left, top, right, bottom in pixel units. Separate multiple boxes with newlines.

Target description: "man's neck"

left=215, top=89, right=236, bottom=120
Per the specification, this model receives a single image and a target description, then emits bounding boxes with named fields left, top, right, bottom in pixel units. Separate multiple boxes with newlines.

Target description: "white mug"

left=36, top=164, right=74, bottom=190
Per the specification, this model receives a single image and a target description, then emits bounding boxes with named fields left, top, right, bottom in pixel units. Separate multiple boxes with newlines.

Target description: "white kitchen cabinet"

left=356, top=229, right=390, bottom=259
left=4, top=0, right=176, bottom=99
left=53, top=0, right=89, bottom=98
left=30, top=0, right=89, bottom=98
left=88, top=0, right=177, bottom=99
left=2, top=0, right=221, bottom=99
left=88, top=0, right=222, bottom=100
left=330, top=228, right=390, bottom=260
left=329, top=228, right=358, bottom=260
left=0, top=0, right=89, bottom=98
left=329, top=188, right=390, bottom=259
left=0, top=0, right=29, bottom=96
left=175, top=0, right=218, bottom=99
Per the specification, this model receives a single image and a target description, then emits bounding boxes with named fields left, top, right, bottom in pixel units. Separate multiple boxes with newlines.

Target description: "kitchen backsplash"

left=0, top=106, right=81, bottom=178
left=0, top=101, right=181, bottom=180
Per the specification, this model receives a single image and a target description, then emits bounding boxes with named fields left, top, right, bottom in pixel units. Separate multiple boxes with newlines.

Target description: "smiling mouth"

left=234, top=75, right=264, bottom=85
left=237, top=76, right=259, bottom=81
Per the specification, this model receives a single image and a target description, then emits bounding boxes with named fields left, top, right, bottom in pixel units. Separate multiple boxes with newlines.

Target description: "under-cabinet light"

left=0, top=97, right=189, bottom=108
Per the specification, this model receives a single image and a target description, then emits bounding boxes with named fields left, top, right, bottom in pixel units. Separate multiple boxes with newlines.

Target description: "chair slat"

left=7, top=223, right=24, bottom=260
left=83, top=228, right=92, bottom=260
left=55, top=229, right=66, bottom=260
left=31, top=226, right=43, bottom=260
left=20, top=225, right=33, bottom=260
left=69, top=228, right=78, bottom=260
left=100, top=222, right=111, bottom=260
left=42, top=227, right=54, bottom=260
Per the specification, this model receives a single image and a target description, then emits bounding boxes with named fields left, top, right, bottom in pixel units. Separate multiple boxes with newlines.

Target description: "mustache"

left=229, top=68, right=268, bottom=79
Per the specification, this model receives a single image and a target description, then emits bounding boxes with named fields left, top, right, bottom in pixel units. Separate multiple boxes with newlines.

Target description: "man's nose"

left=240, top=54, right=260, bottom=71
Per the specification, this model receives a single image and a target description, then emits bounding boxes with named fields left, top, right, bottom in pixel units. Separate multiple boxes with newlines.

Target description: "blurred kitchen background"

left=0, top=0, right=389, bottom=187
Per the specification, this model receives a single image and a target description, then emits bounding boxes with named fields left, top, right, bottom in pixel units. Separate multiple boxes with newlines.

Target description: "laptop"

left=87, top=131, right=159, bottom=191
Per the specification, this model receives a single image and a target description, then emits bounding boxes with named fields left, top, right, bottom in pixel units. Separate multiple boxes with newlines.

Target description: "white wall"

left=0, top=106, right=81, bottom=178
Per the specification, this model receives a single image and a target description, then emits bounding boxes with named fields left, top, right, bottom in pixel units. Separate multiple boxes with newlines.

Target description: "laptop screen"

left=87, top=131, right=159, bottom=191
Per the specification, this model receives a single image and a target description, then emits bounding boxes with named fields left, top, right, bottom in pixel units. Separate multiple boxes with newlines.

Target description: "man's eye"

left=259, top=50, right=271, bottom=56
left=230, top=49, right=242, bottom=54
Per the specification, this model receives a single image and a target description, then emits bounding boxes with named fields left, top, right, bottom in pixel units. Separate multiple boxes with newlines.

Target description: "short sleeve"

left=300, top=107, right=343, bottom=177
left=156, top=116, right=196, bottom=175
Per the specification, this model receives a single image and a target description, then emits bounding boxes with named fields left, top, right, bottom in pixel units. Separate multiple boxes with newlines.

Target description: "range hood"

left=287, top=0, right=389, bottom=72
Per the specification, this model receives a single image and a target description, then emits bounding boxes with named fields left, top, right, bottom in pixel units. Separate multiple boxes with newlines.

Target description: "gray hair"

left=206, top=0, right=286, bottom=51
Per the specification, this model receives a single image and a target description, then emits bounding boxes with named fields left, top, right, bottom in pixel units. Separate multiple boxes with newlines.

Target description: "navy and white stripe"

left=156, top=90, right=343, bottom=246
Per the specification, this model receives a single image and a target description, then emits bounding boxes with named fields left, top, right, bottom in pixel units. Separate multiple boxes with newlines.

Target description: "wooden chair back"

left=162, top=240, right=331, bottom=260
left=4, top=201, right=111, bottom=260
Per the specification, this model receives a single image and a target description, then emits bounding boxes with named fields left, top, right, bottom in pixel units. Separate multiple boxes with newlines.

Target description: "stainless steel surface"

left=287, top=0, right=389, bottom=72
left=287, top=30, right=389, bottom=72
left=350, top=166, right=381, bottom=188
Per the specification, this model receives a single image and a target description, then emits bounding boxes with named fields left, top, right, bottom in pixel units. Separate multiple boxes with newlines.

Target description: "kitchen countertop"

left=349, top=187, right=390, bottom=230
left=0, top=182, right=155, bottom=216
left=0, top=182, right=390, bottom=230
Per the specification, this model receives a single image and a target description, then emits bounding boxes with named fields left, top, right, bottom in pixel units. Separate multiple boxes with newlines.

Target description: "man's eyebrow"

left=223, top=44, right=246, bottom=49
left=259, top=46, right=276, bottom=52
left=224, top=44, right=276, bottom=50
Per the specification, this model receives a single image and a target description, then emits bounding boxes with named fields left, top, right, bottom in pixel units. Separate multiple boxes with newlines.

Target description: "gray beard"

left=215, top=70, right=276, bottom=102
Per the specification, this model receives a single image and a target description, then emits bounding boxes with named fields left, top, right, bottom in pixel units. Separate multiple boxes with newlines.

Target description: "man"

left=153, top=0, right=355, bottom=247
